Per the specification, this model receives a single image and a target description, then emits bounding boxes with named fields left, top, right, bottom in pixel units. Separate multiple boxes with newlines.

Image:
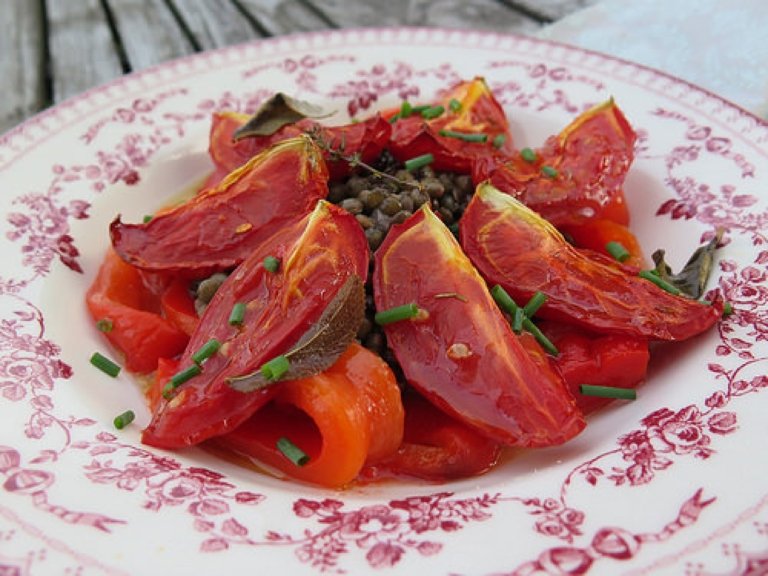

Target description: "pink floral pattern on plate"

left=1, top=28, right=767, bottom=575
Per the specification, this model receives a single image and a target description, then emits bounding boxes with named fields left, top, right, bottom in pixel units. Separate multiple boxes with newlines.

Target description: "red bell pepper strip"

left=141, top=200, right=369, bottom=449
left=538, top=321, right=650, bottom=415
left=361, top=390, right=502, bottom=482
left=206, top=111, right=392, bottom=185
left=216, top=343, right=404, bottom=488
left=388, top=77, right=514, bottom=173
left=473, top=99, right=636, bottom=227
left=86, top=249, right=190, bottom=374
left=110, top=135, right=329, bottom=278
left=373, top=204, right=584, bottom=448
left=460, top=182, right=723, bottom=340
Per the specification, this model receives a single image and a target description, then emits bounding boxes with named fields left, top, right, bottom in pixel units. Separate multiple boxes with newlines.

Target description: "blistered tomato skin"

left=110, top=136, right=329, bottom=278
left=141, top=200, right=370, bottom=449
left=460, top=183, right=723, bottom=341
left=473, top=99, right=636, bottom=227
left=388, top=77, right=515, bottom=173
left=373, top=205, right=584, bottom=448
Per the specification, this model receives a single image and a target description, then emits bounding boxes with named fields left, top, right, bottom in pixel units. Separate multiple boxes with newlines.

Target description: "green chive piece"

left=276, top=437, right=310, bottom=466
left=90, top=352, right=121, bottom=377
left=492, top=134, right=507, bottom=149
left=639, top=270, right=682, bottom=295
left=228, top=302, right=247, bottom=326
left=523, top=291, right=547, bottom=318
left=171, top=364, right=202, bottom=387
left=375, top=303, right=420, bottom=325
left=263, top=255, right=280, bottom=273
left=449, top=98, right=462, bottom=112
left=606, top=241, right=631, bottom=262
left=520, top=147, right=537, bottom=163
left=579, top=384, right=637, bottom=400
left=260, top=355, right=290, bottom=381
left=491, top=285, right=519, bottom=316
left=192, top=338, right=221, bottom=365
left=404, top=153, right=434, bottom=172
left=96, top=318, right=114, bottom=333
left=723, top=301, right=734, bottom=316
left=438, top=129, right=488, bottom=143
left=113, top=410, right=135, bottom=430
left=512, top=307, right=525, bottom=334
left=400, top=100, right=413, bottom=118
left=162, top=382, right=176, bottom=399
left=143, top=215, right=154, bottom=224
left=541, top=165, right=559, bottom=178
left=421, top=105, right=445, bottom=119
left=523, top=320, right=559, bottom=356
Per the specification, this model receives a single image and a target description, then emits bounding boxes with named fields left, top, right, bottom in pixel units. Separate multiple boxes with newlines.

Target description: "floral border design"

left=0, top=29, right=767, bottom=575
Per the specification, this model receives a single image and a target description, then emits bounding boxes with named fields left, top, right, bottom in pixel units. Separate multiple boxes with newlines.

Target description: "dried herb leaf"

left=232, top=93, right=333, bottom=140
left=228, top=274, right=365, bottom=392
left=651, top=228, right=724, bottom=299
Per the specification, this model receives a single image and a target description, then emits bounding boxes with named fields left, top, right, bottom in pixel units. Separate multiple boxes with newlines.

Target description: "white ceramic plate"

left=1, top=28, right=767, bottom=576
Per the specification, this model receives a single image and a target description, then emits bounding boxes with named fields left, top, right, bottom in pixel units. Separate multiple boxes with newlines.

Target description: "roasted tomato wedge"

left=142, top=200, right=369, bottom=449
left=460, top=183, right=723, bottom=340
left=373, top=204, right=584, bottom=447
left=561, top=218, right=646, bottom=269
left=388, top=77, right=514, bottom=173
left=473, top=99, right=636, bottom=227
left=207, top=111, right=392, bottom=184
left=110, top=135, right=329, bottom=278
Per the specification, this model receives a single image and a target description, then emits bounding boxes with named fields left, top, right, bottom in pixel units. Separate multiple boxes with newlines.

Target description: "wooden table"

left=0, top=0, right=596, bottom=134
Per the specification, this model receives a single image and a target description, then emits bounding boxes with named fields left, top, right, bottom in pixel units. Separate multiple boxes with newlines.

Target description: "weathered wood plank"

left=236, top=0, right=334, bottom=35
left=303, top=0, right=541, bottom=33
left=104, top=0, right=195, bottom=71
left=167, top=0, right=260, bottom=49
left=46, top=0, right=124, bottom=103
left=508, top=0, right=601, bottom=22
left=0, top=0, right=45, bottom=133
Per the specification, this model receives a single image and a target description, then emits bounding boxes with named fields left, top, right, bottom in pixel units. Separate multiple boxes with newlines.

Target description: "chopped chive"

left=113, top=410, right=135, bottom=430
left=228, top=302, right=247, bottom=326
left=375, top=303, right=420, bottom=325
left=541, top=165, right=559, bottom=178
left=579, top=384, right=637, bottom=400
left=162, top=382, right=176, bottom=399
left=490, top=285, right=519, bottom=316
left=520, top=147, right=537, bottom=163
left=523, top=291, right=547, bottom=318
left=492, top=134, right=507, bottom=149
left=523, top=319, right=559, bottom=356
left=723, top=301, right=734, bottom=316
left=90, top=352, right=121, bottom=377
left=96, top=318, right=114, bottom=333
left=171, top=364, right=202, bottom=387
left=400, top=100, right=413, bottom=118
left=143, top=215, right=154, bottom=223
left=420, top=105, right=445, bottom=119
left=438, top=129, right=488, bottom=143
left=263, top=255, right=280, bottom=273
left=404, top=153, right=434, bottom=172
left=449, top=98, right=462, bottom=112
left=276, top=437, right=310, bottom=466
left=606, top=241, right=631, bottom=262
left=388, top=113, right=401, bottom=124
left=512, top=307, right=525, bottom=334
left=260, top=355, right=290, bottom=381
left=639, top=270, right=682, bottom=295
left=192, top=338, right=221, bottom=365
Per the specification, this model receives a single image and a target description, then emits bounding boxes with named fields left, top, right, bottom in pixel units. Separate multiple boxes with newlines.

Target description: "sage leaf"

left=227, top=274, right=365, bottom=392
left=651, top=228, right=723, bottom=299
left=232, top=93, right=334, bottom=140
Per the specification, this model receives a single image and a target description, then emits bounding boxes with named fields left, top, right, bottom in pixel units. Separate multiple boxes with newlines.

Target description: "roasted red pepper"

left=373, top=205, right=584, bottom=447
left=86, top=249, right=189, bottom=373
left=561, top=217, right=646, bottom=269
left=207, top=111, right=392, bottom=184
left=473, top=99, right=636, bottom=227
left=142, top=200, right=369, bottom=448
left=388, top=77, right=514, bottom=173
left=110, top=136, right=329, bottom=278
left=460, top=182, right=723, bottom=340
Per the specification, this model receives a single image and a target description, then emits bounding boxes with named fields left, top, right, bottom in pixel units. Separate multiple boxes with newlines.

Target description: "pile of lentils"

left=326, top=151, right=475, bottom=364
